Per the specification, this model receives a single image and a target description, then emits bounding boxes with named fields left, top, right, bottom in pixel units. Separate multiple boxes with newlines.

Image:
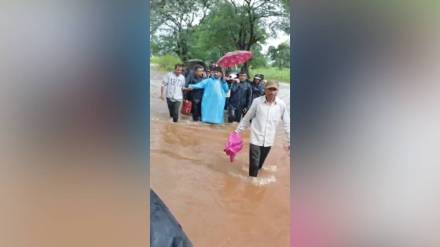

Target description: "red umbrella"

left=217, top=50, right=253, bottom=68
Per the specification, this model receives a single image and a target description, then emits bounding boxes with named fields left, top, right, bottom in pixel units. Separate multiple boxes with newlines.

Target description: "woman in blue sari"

left=186, top=67, right=229, bottom=124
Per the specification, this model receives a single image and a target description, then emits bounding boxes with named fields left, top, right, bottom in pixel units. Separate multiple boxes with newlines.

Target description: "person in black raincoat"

left=251, top=73, right=265, bottom=102
left=224, top=73, right=238, bottom=110
left=185, top=65, right=206, bottom=121
left=227, top=72, right=252, bottom=123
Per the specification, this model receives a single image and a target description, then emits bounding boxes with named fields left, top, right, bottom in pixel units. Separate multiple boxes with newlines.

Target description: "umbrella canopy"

left=217, top=50, right=253, bottom=68
left=185, top=59, right=206, bottom=70
left=184, top=59, right=207, bottom=79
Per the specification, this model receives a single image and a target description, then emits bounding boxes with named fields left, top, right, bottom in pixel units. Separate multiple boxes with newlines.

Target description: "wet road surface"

left=150, top=67, right=291, bottom=247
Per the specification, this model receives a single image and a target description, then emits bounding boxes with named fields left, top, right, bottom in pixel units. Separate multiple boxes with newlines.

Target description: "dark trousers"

left=191, top=99, right=202, bottom=121
left=166, top=98, right=181, bottom=122
left=249, top=144, right=272, bottom=177
left=228, top=105, right=244, bottom=123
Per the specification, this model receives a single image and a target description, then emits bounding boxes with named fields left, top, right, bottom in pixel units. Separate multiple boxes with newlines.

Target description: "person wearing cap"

left=251, top=74, right=265, bottom=102
left=235, top=80, right=290, bottom=177
left=227, top=72, right=253, bottom=123
left=184, top=66, right=229, bottom=125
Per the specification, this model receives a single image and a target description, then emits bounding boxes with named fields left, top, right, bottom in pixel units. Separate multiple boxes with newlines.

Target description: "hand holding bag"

left=180, top=100, right=192, bottom=115
left=224, top=132, right=243, bottom=162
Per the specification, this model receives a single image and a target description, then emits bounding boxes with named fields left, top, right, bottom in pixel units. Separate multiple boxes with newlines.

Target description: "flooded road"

left=150, top=67, right=291, bottom=247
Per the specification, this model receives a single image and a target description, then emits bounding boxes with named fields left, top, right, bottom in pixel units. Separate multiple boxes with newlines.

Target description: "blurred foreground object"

left=150, top=190, right=193, bottom=247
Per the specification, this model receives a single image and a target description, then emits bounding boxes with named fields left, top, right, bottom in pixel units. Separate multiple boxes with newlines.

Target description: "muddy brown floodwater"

left=150, top=66, right=291, bottom=247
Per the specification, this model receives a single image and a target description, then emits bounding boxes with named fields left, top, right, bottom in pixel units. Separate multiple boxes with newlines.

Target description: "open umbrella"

left=185, top=59, right=206, bottom=70
left=217, top=50, right=253, bottom=68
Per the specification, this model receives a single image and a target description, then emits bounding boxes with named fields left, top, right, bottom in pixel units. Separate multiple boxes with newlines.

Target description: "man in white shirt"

left=160, top=64, right=186, bottom=122
left=235, top=80, right=290, bottom=177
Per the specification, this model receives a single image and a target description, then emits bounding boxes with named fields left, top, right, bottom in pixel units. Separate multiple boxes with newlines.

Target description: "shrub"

left=151, top=55, right=182, bottom=71
left=249, top=67, right=291, bottom=84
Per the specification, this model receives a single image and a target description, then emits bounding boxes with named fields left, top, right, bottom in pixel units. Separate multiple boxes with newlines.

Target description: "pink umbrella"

left=217, top=50, right=253, bottom=68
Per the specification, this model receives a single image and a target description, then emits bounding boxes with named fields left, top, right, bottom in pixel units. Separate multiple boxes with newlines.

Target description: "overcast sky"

left=261, top=31, right=290, bottom=54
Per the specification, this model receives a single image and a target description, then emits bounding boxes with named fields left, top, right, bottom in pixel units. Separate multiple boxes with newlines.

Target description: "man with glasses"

left=235, top=80, right=290, bottom=177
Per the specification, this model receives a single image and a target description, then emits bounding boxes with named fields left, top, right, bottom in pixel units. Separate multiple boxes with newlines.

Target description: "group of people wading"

left=160, top=63, right=290, bottom=177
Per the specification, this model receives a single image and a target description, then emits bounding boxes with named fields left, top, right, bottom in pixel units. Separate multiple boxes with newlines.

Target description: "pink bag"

left=224, top=132, right=243, bottom=162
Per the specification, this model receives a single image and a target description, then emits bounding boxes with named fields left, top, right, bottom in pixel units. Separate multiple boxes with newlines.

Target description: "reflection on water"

left=150, top=69, right=290, bottom=247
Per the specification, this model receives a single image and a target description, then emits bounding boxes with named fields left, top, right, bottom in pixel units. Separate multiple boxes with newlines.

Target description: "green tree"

left=151, top=0, right=290, bottom=72
left=190, top=0, right=288, bottom=74
left=268, top=42, right=290, bottom=69
left=249, top=44, right=267, bottom=68
left=150, top=0, right=214, bottom=62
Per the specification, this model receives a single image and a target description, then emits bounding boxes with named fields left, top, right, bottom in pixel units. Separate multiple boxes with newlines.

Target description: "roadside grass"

left=249, top=67, right=290, bottom=84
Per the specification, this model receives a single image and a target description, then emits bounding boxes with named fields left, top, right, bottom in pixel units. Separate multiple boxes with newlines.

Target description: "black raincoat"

left=251, top=82, right=265, bottom=102
left=228, top=80, right=252, bottom=122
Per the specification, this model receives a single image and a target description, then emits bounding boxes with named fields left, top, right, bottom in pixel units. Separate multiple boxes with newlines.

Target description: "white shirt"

left=162, top=72, right=186, bottom=101
left=236, top=96, right=290, bottom=147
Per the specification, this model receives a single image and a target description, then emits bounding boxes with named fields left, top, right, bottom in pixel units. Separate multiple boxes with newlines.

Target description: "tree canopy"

left=268, top=42, right=290, bottom=69
left=150, top=0, right=290, bottom=72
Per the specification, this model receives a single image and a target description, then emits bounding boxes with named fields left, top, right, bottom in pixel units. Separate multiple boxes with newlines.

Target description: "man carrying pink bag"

left=234, top=80, right=290, bottom=177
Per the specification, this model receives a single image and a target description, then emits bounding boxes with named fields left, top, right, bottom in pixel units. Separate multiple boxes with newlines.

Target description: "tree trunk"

left=241, top=62, right=249, bottom=76
left=176, top=31, right=190, bottom=62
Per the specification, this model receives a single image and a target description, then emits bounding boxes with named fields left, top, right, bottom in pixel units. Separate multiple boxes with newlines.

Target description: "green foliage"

left=188, top=3, right=238, bottom=60
left=250, top=67, right=290, bottom=84
left=249, top=55, right=267, bottom=68
left=151, top=0, right=289, bottom=65
left=268, top=42, right=290, bottom=69
left=157, top=35, right=181, bottom=56
left=249, top=44, right=267, bottom=68
left=150, top=38, right=160, bottom=56
left=150, top=0, right=214, bottom=61
left=151, top=0, right=290, bottom=75
left=191, top=1, right=269, bottom=52
left=151, top=55, right=183, bottom=71
left=188, top=1, right=280, bottom=74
